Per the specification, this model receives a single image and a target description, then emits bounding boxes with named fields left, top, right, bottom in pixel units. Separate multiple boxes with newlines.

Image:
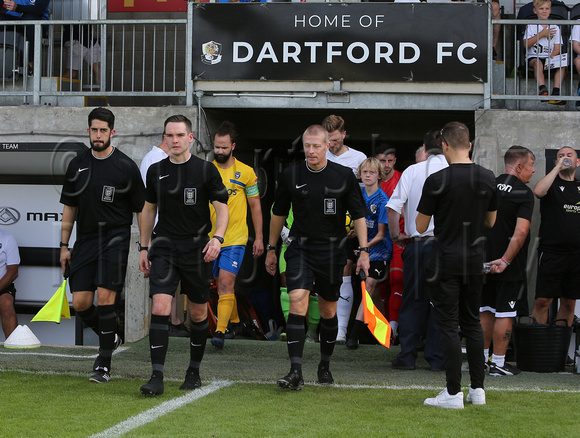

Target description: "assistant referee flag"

left=361, top=274, right=391, bottom=348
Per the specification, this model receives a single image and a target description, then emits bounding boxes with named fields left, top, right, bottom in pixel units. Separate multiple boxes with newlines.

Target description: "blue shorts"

left=213, top=245, right=246, bottom=277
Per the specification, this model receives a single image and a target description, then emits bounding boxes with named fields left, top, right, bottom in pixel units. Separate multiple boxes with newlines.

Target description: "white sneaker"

left=466, top=387, right=486, bottom=405
left=424, top=389, right=464, bottom=409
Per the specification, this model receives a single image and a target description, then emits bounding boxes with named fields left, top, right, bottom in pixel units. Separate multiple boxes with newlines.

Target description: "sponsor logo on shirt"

left=563, top=202, right=580, bottom=213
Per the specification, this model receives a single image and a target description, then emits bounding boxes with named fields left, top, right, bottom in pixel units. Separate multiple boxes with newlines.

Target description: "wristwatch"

left=359, top=247, right=370, bottom=253
left=138, top=243, right=148, bottom=251
left=213, top=235, right=224, bottom=244
left=266, top=244, right=277, bottom=251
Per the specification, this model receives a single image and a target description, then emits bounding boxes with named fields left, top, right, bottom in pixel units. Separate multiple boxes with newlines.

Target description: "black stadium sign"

left=192, top=2, right=487, bottom=83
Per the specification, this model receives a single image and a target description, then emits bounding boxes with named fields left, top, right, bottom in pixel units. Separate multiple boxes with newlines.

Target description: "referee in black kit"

left=60, top=107, right=146, bottom=384
left=138, top=115, right=229, bottom=396
left=266, top=124, right=370, bottom=390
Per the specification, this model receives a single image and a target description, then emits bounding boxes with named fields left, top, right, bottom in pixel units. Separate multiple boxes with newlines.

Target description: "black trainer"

left=89, top=367, right=111, bottom=383
left=140, top=374, right=164, bottom=395
left=180, top=369, right=202, bottom=391
left=346, top=336, right=359, bottom=350
left=489, top=362, right=522, bottom=377
left=211, top=331, right=225, bottom=349
left=225, top=322, right=243, bottom=339
left=277, top=370, right=304, bottom=391
left=317, top=367, right=334, bottom=385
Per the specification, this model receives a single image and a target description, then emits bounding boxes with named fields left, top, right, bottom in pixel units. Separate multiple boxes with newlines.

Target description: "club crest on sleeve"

left=184, top=188, right=197, bottom=205
left=102, top=186, right=115, bottom=203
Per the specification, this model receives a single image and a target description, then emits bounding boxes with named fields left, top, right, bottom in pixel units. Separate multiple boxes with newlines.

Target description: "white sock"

left=390, top=320, right=398, bottom=335
left=484, top=348, right=489, bottom=363
left=492, top=354, right=505, bottom=368
left=336, top=276, right=354, bottom=338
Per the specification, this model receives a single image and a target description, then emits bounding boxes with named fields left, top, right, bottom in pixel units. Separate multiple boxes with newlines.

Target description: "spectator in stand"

left=377, top=147, right=403, bottom=345
left=418, top=121, right=497, bottom=409
left=571, top=22, right=580, bottom=109
left=386, top=130, right=446, bottom=372
left=481, top=146, right=535, bottom=377
left=492, top=0, right=501, bottom=60
left=322, top=115, right=366, bottom=344
left=531, top=147, right=580, bottom=329
left=0, top=228, right=19, bottom=338
left=62, top=24, right=101, bottom=88
left=0, top=0, right=50, bottom=77
left=523, top=0, right=566, bottom=105
left=346, top=158, right=391, bottom=350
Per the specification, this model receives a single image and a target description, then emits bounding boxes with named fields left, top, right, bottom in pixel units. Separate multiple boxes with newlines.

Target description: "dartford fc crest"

left=202, top=41, right=222, bottom=65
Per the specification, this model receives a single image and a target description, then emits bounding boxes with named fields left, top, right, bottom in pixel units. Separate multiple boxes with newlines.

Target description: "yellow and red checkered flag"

left=361, top=273, right=391, bottom=348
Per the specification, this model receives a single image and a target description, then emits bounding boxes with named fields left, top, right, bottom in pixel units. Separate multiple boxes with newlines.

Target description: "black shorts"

left=69, top=227, right=130, bottom=293
left=148, top=237, right=212, bottom=304
left=369, top=260, right=389, bottom=281
left=480, top=277, right=524, bottom=317
left=284, top=241, right=346, bottom=302
left=535, top=251, right=580, bottom=300
left=0, top=283, right=16, bottom=298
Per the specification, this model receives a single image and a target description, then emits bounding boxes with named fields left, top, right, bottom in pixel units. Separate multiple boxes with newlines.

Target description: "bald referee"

left=266, top=124, right=369, bottom=390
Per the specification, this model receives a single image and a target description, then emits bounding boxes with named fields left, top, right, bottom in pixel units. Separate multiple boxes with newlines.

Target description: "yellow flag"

left=31, top=279, right=71, bottom=323
left=362, top=279, right=391, bottom=348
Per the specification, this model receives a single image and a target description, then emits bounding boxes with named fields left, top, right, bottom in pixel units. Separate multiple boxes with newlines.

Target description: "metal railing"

left=0, top=18, right=189, bottom=105
left=2, top=5, right=579, bottom=109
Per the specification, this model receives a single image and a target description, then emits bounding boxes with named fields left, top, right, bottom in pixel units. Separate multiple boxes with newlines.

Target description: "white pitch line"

left=90, top=380, right=232, bottom=438
left=0, top=347, right=128, bottom=360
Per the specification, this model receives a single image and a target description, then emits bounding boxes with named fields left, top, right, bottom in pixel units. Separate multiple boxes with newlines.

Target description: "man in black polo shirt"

left=417, top=121, right=497, bottom=409
left=482, top=146, right=535, bottom=377
left=138, top=115, right=229, bottom=396
left=265, top=124, right=369, bottom=390
left=531, top=147, right=580, bottom=328
left=60, top=107, right=145, bottom=384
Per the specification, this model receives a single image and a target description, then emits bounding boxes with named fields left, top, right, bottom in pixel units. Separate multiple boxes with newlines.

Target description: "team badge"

left=235, top=171, right=241, bottom=180
left=102, top=186, right=115, bottom=203
left=184, top=188, right=197, bottom=205
left=201, top=41, right=222, bottom=65
left=324, top=198, right=337, bottom=215
left=370, top=204, right=377, bottom=214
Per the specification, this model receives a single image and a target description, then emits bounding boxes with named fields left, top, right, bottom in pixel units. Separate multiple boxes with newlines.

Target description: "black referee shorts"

left=284, top=241, right=346, bottom=302
left=148, top=237, right=212, bottom=304
left=69, top=227, right=130, bottom=293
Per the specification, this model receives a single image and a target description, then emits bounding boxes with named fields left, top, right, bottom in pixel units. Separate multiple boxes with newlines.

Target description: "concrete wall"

left=0, top=106, right=199, bottom=343
left=474, top=109, right=580, bottom=311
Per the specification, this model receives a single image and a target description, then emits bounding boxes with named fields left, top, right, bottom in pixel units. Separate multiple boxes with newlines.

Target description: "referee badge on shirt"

left=184, top=188, right=197, bottom=205
left=102, top=186, right=115, bottom=203
left=324, top=198, right=337, bottom=215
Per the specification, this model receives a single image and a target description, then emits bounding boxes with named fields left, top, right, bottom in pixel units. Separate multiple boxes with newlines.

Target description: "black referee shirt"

left=272, top=160, right=367, bottom=245
left=145, top=155, right=228, bottom=243
left=60, top=148, right=145, bottom=235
